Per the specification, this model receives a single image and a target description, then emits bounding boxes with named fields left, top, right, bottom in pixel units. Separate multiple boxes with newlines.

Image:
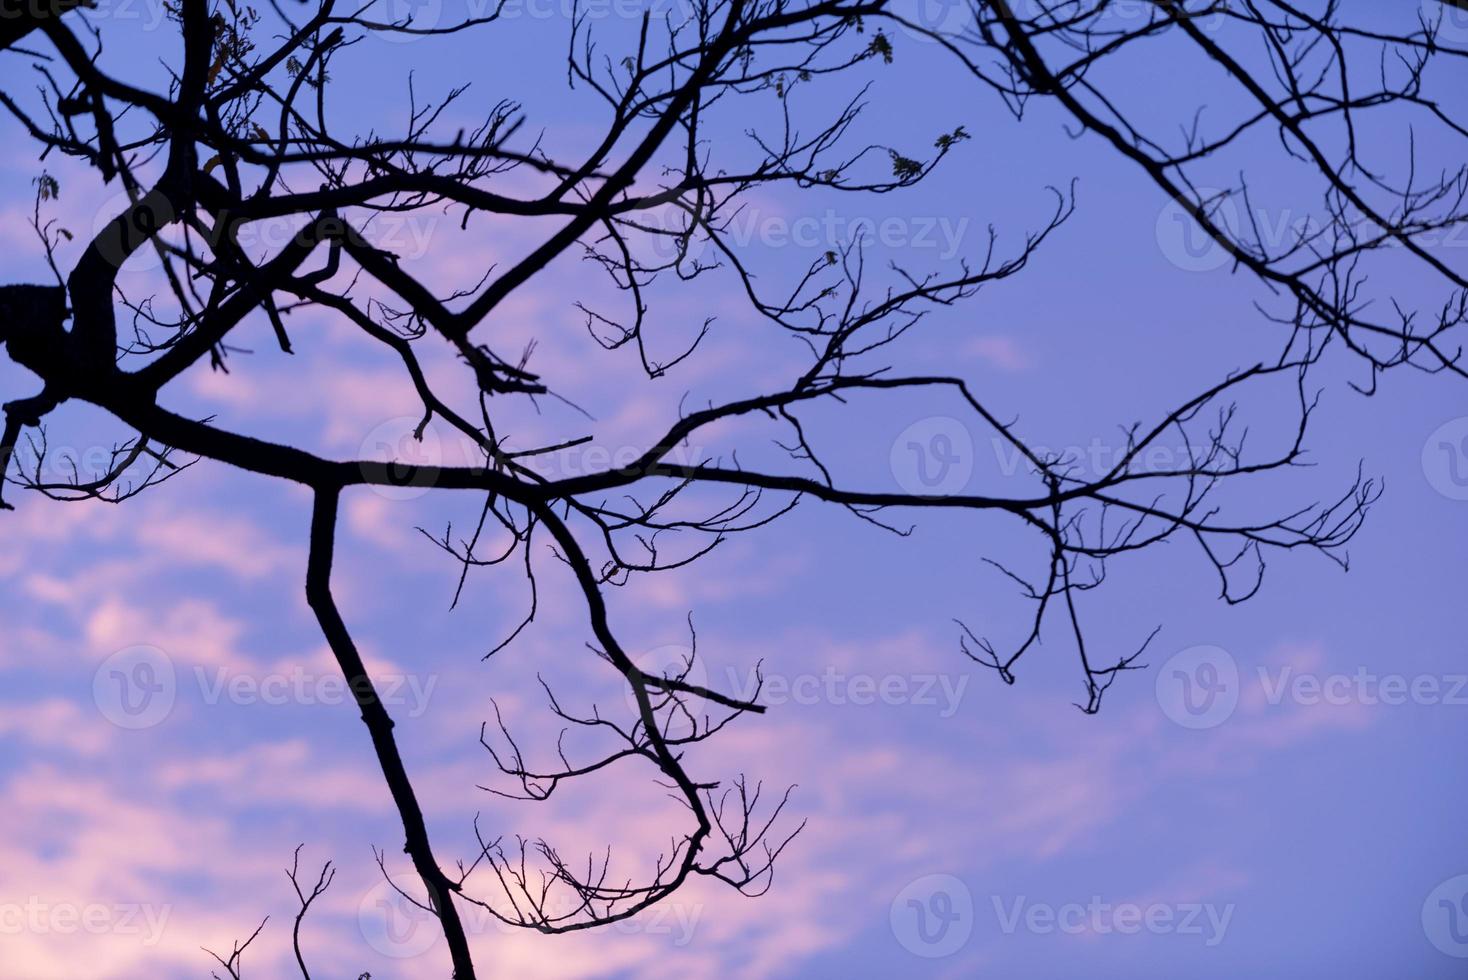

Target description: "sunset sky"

left=1, top=1, right=1466, bottom=977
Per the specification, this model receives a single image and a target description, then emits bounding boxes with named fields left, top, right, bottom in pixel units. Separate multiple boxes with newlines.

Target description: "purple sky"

left=2, top=1, right=1467, bottom=976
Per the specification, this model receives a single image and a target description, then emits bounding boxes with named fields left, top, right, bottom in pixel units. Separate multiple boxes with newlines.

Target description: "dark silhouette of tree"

left=1, top=1, right=1463, bottom=975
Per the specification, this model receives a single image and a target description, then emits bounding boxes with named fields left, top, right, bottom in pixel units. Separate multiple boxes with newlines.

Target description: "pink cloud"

left=964, top=335, right=1034, bottom=372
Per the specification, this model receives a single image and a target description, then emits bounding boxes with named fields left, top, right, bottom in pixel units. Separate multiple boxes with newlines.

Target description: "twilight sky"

left=1, top=1, right=1467, bottom=977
